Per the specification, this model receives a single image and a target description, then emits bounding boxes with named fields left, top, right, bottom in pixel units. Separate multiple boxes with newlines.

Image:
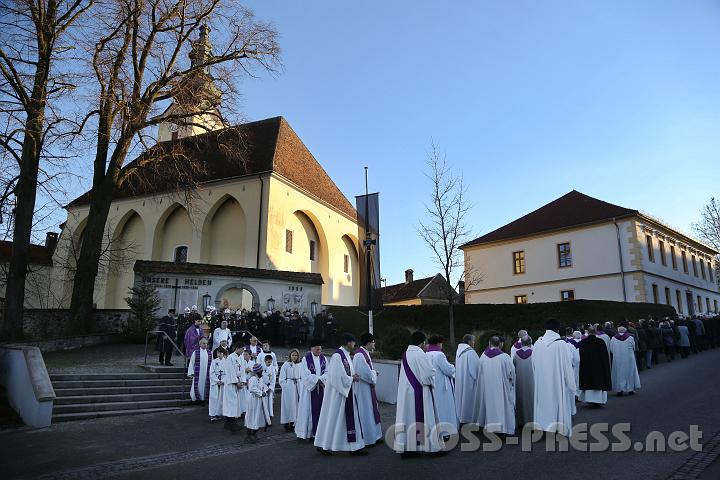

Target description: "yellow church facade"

left=48, top=117, right=360, bottom=314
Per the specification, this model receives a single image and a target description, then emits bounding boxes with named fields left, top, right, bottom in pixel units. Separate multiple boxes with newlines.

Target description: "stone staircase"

left=50, top=366, right=193, bottom=422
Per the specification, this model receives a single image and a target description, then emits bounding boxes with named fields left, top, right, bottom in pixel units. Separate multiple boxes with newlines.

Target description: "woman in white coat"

left=279, top=349, right=303, bottom=431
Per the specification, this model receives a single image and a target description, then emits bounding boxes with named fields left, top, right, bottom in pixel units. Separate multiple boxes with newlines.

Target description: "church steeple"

left=189, top=24, right=213, bottom=72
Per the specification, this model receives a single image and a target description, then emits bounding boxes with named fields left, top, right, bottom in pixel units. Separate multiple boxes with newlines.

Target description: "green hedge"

left=327, top=300, right=675, bottom=359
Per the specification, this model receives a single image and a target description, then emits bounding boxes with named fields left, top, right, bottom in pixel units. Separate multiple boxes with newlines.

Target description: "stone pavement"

left=4, top=346, right=720, bottom=480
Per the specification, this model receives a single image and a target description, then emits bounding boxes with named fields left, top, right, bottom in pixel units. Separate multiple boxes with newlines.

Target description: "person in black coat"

left=578, top=326, right=612, bottom=406
left=156, top=309, right=177, bottom=366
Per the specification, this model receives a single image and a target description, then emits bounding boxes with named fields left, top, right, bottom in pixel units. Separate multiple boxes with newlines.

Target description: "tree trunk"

left=447, top=300, right=456, bottom=350
left=1, top=115, right=43, bottom=340
left=68, top=177, right=116, bottom=332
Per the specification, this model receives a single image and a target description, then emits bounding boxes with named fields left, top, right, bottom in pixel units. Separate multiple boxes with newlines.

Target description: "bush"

left=122, top=282, right=161, bottom=343
left=328, top=300, right=675, bottom=353
left=378, top=324, right=412, bottom=360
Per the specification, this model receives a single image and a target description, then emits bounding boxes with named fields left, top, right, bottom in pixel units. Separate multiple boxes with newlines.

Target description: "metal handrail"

left=144, top=330, right=185, bottom=366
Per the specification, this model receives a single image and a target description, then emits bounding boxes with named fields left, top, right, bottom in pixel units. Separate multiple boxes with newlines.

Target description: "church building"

left=45, top=28, right=360, bottom=315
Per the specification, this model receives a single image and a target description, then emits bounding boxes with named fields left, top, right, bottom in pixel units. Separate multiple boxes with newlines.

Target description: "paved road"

left=3, top=348, right=720, bottom=480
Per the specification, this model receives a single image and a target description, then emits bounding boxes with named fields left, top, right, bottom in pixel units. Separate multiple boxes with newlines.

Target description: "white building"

left=461, top=190, right=720, bottom=315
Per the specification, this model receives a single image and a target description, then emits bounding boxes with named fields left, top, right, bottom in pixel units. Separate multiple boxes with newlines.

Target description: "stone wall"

left=21, top=309, right=131, bottom=340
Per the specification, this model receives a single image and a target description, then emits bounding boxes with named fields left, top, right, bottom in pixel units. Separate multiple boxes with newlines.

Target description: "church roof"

left=380, top=275, right=437, bottom=303
left=134, top=260, right=324, bottom=285
left=68, top=116, right=357, bottom=220
left=461, top=190, right=638, bottom=248
left=0, top=240, right=53, bottom=265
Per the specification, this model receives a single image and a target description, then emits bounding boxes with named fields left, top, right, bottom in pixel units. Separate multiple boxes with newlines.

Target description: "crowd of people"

left=158, top=307, right=719, bottom=456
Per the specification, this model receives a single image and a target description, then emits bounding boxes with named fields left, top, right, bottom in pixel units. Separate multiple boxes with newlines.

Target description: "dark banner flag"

left=356, top=192, right=382, bottom=310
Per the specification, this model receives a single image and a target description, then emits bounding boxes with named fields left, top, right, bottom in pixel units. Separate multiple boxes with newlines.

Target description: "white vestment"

left=262, top=365, right=276, bottom=419
left=353, top=347, right=383, bottom=444
left=295, top=353, right=328, bottom=439
left=532, top=330, right=577, bottom=436
left=454, top=343, right=481, bottom=424
left=209, top=358, right=225, bottom=417
left=477, top=350, right=515, bottom=434
left=579, top=389, right=607, bottom=404
left=222, top=352, right=245, bottom=418
left=313, top=348, right=365, bottom=452
left=394, top=345, right=443, bottom=453
left=564, top=342, right=578, bottom=415
left=245, top=375, right=270, bottom=430
left=187, top=348, right=210, bottom=401
left=597, top=332, right=611, bottom=351
left=426, top=349, right=458, bottom=436
left=212, top=327, right=232, bottom=352
left=279, top=361, right=302, bottom=424
left=513, top=348, right=534, bottom=426
left=610, top=336, right=641, bottom=393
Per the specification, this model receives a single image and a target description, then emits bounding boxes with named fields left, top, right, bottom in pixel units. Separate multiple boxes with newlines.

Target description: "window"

left=659, top=240, right=666, bottom=266
left=676, top=290, right=683, bottom=314
left=692, top=255, right=698, bottom=277
left=652, top=284, right=659, bottom=304
left=709, top=263, right=714, bottom=282
left=715, top=299, right=718, bottom=313
left=560, top=290, right=574, bottom=302
left=665, top=287, right=671, bottom=306
left=670, top=246, right=677, bottom=270
left=515, top=295, right=528, bottom=304
left=700, top=259, right=706, bottom=280
left=285, top=229, right=293, bottom=254
left=707, top=298, right=711, bottom=313
left=343, top=254, right=349, bottom=273
left=173, top=245, right=188, bottom=263
left=309, top=240, right=316, bottom=261
left=697, top=295, right=703, bottom=313
left=646, top=235, right=655, bottom=262
left=682, top=251, right=688, bottom=273
left=513, top=251, right=525, bottom=274
left=558, top=242, right=572, bottom=268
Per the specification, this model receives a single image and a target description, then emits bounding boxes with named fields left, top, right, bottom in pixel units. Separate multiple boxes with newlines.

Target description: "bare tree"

left=69, top=0, right=280, bottom=331
left=693, top=198, right=720, bottom=288
left=0, top=0, right=94, bottom=340
left=418, top=142, right=476, bottom=348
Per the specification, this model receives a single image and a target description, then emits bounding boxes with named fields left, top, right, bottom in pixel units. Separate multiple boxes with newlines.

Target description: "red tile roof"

left=68, top=117, right=357, bottom=220
left=461, top=190, right=637, bottom=248
left=380, top=276, right=436, bottom=303
left=0, top=240, right=53, bottom=265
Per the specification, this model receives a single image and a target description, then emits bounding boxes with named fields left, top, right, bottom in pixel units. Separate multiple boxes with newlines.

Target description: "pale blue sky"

left=233, top=0, right=720, bottom=286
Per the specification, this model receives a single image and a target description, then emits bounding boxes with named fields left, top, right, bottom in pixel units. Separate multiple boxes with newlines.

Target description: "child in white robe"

left=246, top=363, right=270, bottom=443
left=262, top=354, right=276, bottom=424
left=223, top=344, right=245, bottom=432
left=209, top=348, right=228, bottom=421
left=279, top=349, right=303, bottom=431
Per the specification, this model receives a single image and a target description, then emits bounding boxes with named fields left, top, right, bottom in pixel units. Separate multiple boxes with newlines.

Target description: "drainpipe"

left=614, top=218, right=628, bottom=302
left=256, top=174, right=265, bottom=269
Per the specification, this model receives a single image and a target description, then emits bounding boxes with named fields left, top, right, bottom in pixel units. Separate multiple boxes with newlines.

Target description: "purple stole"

left=614, top=332, right=630, bottom=341
left=247, top=344, right=262, bottom=357
left=305, top=352, right=326, bottom=435
left=336, top=348, right=358, bottom=443
left=565, top=338, right=580, bottom=348
left=513, top=340, right=521, bottom=350
left=402, top=350, right=425, bottom=446
left=358, top=347, right=381, bottom=424
left=515, top=348, right=532, bottom=360
left=193, top=348, right=211, bottom=400
left=483, top=347, right=504, bottom=358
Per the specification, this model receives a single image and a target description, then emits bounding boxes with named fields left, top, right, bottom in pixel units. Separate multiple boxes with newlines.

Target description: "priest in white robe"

left=223, top=344, right=245, bottom=431
left=295, top=340, right=328, bottom=440
left=510, top=330, right=528, bottom=358
left=279, top=349, right=303, bottom=430
left=209, top=348, right=227, bottom=420
left=477, top=336, right=515, bottom=434
left=610, top=327, right=641, bottom=395
left=426, top=335, right=458, bottom=438
left=212, top=320, right=232, bottom=353
left=353, top=333, right=383, bottom=446
left=187, top=338, right=211, bottom=402
left=314, top=333, right=367, bottom=455
left=394, top=331, right=444, bottom=456
left=455, top=334, right=481, bottom=425
left=513, top=335, right=534, bottom=427
left=533, top=321, right=577, bottom=436
left=596, top=325, right=611, bottom=351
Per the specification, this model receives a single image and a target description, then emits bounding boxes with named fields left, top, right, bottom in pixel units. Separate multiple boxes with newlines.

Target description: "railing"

left=144, top=331, right=185, bottom=366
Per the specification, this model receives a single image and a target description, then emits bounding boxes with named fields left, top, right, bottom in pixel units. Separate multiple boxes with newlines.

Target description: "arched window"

left=174, top=245, right=188, bottom=263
